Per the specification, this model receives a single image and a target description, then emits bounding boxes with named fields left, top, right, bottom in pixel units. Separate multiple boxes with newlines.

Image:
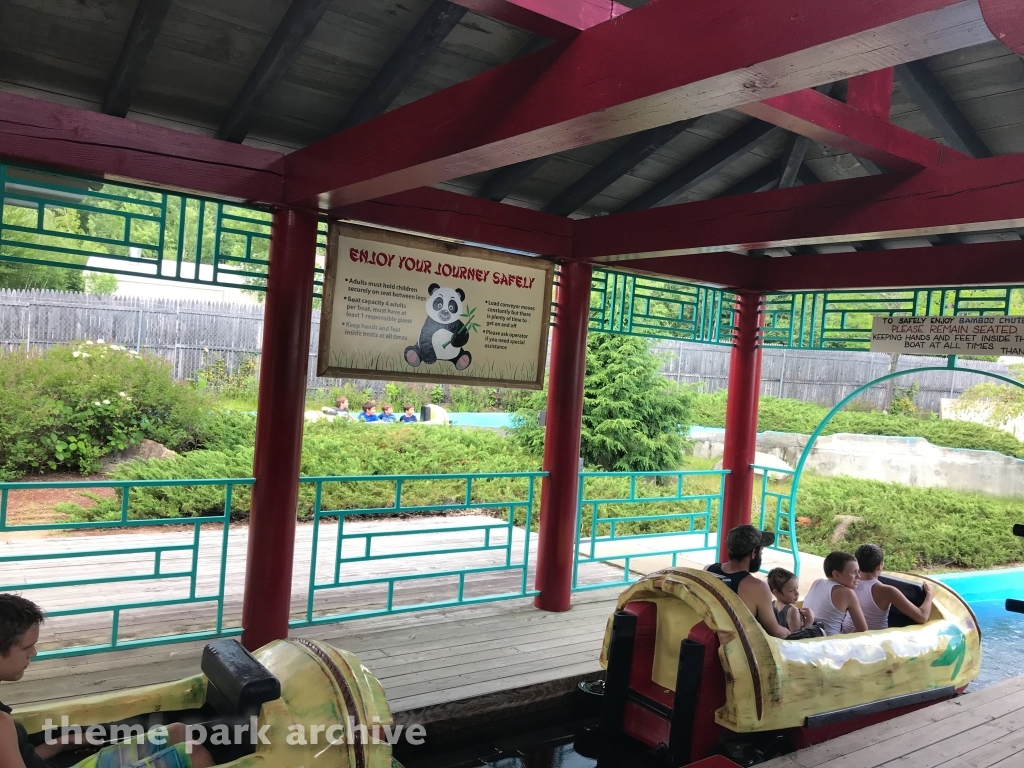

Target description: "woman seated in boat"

left=801, top=551, right=870, bottom=635
left=840, top=544, right=935, bottom=632
left=0, top=595, right=216, bottom=768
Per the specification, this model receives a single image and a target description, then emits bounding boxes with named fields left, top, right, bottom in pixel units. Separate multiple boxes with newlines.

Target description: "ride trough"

left=11, top=567, right=980, bottom=768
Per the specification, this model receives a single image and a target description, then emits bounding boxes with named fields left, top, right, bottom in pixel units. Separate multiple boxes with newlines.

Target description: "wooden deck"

left=2, top=586, right=622, bottom=725
left=762, top=675, right=1024, bottom=768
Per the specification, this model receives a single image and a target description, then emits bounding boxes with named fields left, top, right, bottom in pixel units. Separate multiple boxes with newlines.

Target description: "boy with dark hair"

left=399, top=404, right=418, bottom=424
left=840, top=543, right=935, bottom=632
left=357, top=401, right=378, bottom=422
left=801, top=551, right=869, bottom=635
left=767, top=568, right=815, bottom=633
left=0, top=594, right=215, bottom=768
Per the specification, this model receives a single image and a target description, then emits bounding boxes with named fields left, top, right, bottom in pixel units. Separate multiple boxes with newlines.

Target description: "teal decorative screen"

left=761, top=288, right=1017, bottom=350
left=589, top=268, right=738, bottom=345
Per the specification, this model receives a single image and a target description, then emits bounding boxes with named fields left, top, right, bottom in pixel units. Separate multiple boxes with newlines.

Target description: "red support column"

left=719, top=292, right=763, bottom=559
left=241, top=207, right=318, bottom=650
left=534, top=260, right=592, bottom=612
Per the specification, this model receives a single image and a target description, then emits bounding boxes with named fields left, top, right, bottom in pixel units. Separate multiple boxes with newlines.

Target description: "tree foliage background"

left=512, top=333, right=692, bottom=471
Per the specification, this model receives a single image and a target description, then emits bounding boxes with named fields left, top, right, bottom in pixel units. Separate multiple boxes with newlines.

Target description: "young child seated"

left=378, top=403, right=397, bottom=423
left=767, top=568, right=815, bottom=633
left=357, top=400, right=379, bottom=422
left=840, top=543, right=935, bottom=632
left=399, top=404, right=418, bottom=423
left=801, top=551, right=869, bottom=635
left=0, top=594, right=215, bottom=768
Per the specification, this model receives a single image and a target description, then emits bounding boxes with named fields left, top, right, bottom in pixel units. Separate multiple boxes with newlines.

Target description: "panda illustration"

left=404, top=283, right=472, bottom=371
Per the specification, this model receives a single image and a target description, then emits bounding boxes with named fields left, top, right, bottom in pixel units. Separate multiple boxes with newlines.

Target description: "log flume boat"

left=596, top=567, right=981, bottom=765
left=15, top=638, right=398, bottom=768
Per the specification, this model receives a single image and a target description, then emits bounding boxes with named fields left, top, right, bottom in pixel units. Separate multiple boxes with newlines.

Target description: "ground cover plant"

left=691, top=391, right=1024, bottom=458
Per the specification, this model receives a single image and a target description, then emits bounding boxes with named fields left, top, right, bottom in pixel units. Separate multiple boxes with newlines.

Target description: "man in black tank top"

left=704, top=525, right=793, bottom=639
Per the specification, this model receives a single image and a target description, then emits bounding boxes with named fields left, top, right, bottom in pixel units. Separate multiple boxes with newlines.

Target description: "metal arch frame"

left=784, top=357, right=1024, bottom=574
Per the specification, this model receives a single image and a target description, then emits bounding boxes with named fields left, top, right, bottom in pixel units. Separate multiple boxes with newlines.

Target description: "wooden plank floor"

left=762, top=675, right=1024, bottom=768
left=1, top=586, right=622, bottom=724
left=0, top=516, right=626, bottom=652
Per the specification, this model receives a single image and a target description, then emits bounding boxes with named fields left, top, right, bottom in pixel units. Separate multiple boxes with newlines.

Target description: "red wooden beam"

left=622, top=240, right=1024, bottom=292
left=574, top=154, right=1024, bottom=261
left=284, top=0, right=996, bottom=209
left=752, top=240, right=1024, bottom=292
left=449, top=0, right=628, bottom=40
left=846, top=69, right=895, bottom=120
left=735, top=89, right=967, bottom=171
left=336, top=186, right=573, bottom=258
left=0, top=92, right=284, bottom=203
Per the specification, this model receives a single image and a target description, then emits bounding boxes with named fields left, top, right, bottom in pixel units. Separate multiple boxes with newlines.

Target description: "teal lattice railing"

left=572, top=469, right=728, bottom=591
left=752, top=463, right=800, bottom=576
left=0, top=477, right=249, bottom=659
left=290, top=471, right=544, bottom=626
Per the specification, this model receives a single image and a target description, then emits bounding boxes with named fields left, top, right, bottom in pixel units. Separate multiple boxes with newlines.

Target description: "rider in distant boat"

left=840, top=544, right=935, bottom=632
left=706, top=526, right=795, bottom=638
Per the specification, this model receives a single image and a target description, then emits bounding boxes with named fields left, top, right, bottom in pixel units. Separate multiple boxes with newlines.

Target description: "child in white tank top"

left=801, top=551, right=869, bottom=635
left=841, top=544, right=935, bottom=632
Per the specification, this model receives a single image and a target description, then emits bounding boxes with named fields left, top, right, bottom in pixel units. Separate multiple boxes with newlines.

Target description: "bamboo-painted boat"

left=14, top=638, right=400, bottom=768
left=597, top=567, right=980, bottom=765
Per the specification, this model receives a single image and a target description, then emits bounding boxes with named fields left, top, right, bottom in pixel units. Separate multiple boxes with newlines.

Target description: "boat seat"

left=879, top=575, right=925, bottom=628
left=202, top=639, right=281, bottom=720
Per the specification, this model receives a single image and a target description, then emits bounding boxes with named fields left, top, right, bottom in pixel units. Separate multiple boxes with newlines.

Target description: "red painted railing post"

left=719, top=292, right=763, bottom=559
left=534, top=261, right=592, bottom=612
left=241, top=207, right=318, bottom=650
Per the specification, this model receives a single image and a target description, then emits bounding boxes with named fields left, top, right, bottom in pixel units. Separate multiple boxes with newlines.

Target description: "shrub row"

left=690, top=391, right=1024, bottom=458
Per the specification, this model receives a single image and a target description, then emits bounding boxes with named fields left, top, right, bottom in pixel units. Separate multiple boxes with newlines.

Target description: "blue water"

left=934, top=569, right=1024, bottom=690
left=447, top=412, right=514, bottom=428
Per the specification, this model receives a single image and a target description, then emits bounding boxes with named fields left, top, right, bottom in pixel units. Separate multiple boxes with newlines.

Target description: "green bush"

left=57, top=420, right=543, bottom=521
left=0, top=341, right=210, bottom=479
left=691, top=391, right=1024, bottom=458
left=791, top=474, right=1024, bottom=571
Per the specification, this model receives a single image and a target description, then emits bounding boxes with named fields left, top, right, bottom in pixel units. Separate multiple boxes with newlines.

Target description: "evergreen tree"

left=512, top=334, right=692, bottom=471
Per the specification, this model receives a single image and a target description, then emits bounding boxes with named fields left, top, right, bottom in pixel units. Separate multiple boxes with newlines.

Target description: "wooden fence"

left=0, top=290, right=1012, bottom=410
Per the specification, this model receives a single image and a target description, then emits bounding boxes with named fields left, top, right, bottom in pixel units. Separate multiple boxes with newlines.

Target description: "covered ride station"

left=2, top=0, right=1024, bottom=766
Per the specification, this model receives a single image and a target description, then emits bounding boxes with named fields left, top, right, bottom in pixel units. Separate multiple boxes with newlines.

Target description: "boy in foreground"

left=0, top=595, right=214, bottom=768
left=399, top=404, right=418, bottom=423
left=801, top=552, right=869, bottom=635
left=357, top=401, right=378, bottom=422
left=767, top=568, right=816, bottom=633
left=841, top=543, right=935, bottom=632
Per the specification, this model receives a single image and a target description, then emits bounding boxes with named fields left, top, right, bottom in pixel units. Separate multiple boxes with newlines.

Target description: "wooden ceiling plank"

left=284, top=0, right=996, bottom=209
left=894, top=60, right=993, bottom=158
left=474, top=156, right=549, bottom=201
left=337, top=1, right=468, bottom=133
left=215, top=0, right=334, bottom=143
left=102, top=0, right=174, bottom=118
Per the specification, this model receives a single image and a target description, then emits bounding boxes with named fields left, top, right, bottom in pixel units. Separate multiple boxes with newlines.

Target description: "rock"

left=100, top=439, right=177, bottom=472
left=831, top=514, right=865, bottom=544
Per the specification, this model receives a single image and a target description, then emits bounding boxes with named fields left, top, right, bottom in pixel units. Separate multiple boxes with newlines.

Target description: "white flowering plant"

left=0, top=341, right=209, bottom=478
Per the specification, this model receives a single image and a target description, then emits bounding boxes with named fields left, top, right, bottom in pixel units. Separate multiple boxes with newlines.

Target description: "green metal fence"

left=290, top=471, right=544, bottom=627
left=572, top=469, right=727, bottom=591
left=0, top=477, right=249, bottom=659
left=752, top=464, right=800, bottom=576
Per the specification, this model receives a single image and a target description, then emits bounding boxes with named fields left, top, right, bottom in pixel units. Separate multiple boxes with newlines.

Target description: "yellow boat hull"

left=600, top=568, right=981, bottom=734
left=16, top=639, right=398, bottom=768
